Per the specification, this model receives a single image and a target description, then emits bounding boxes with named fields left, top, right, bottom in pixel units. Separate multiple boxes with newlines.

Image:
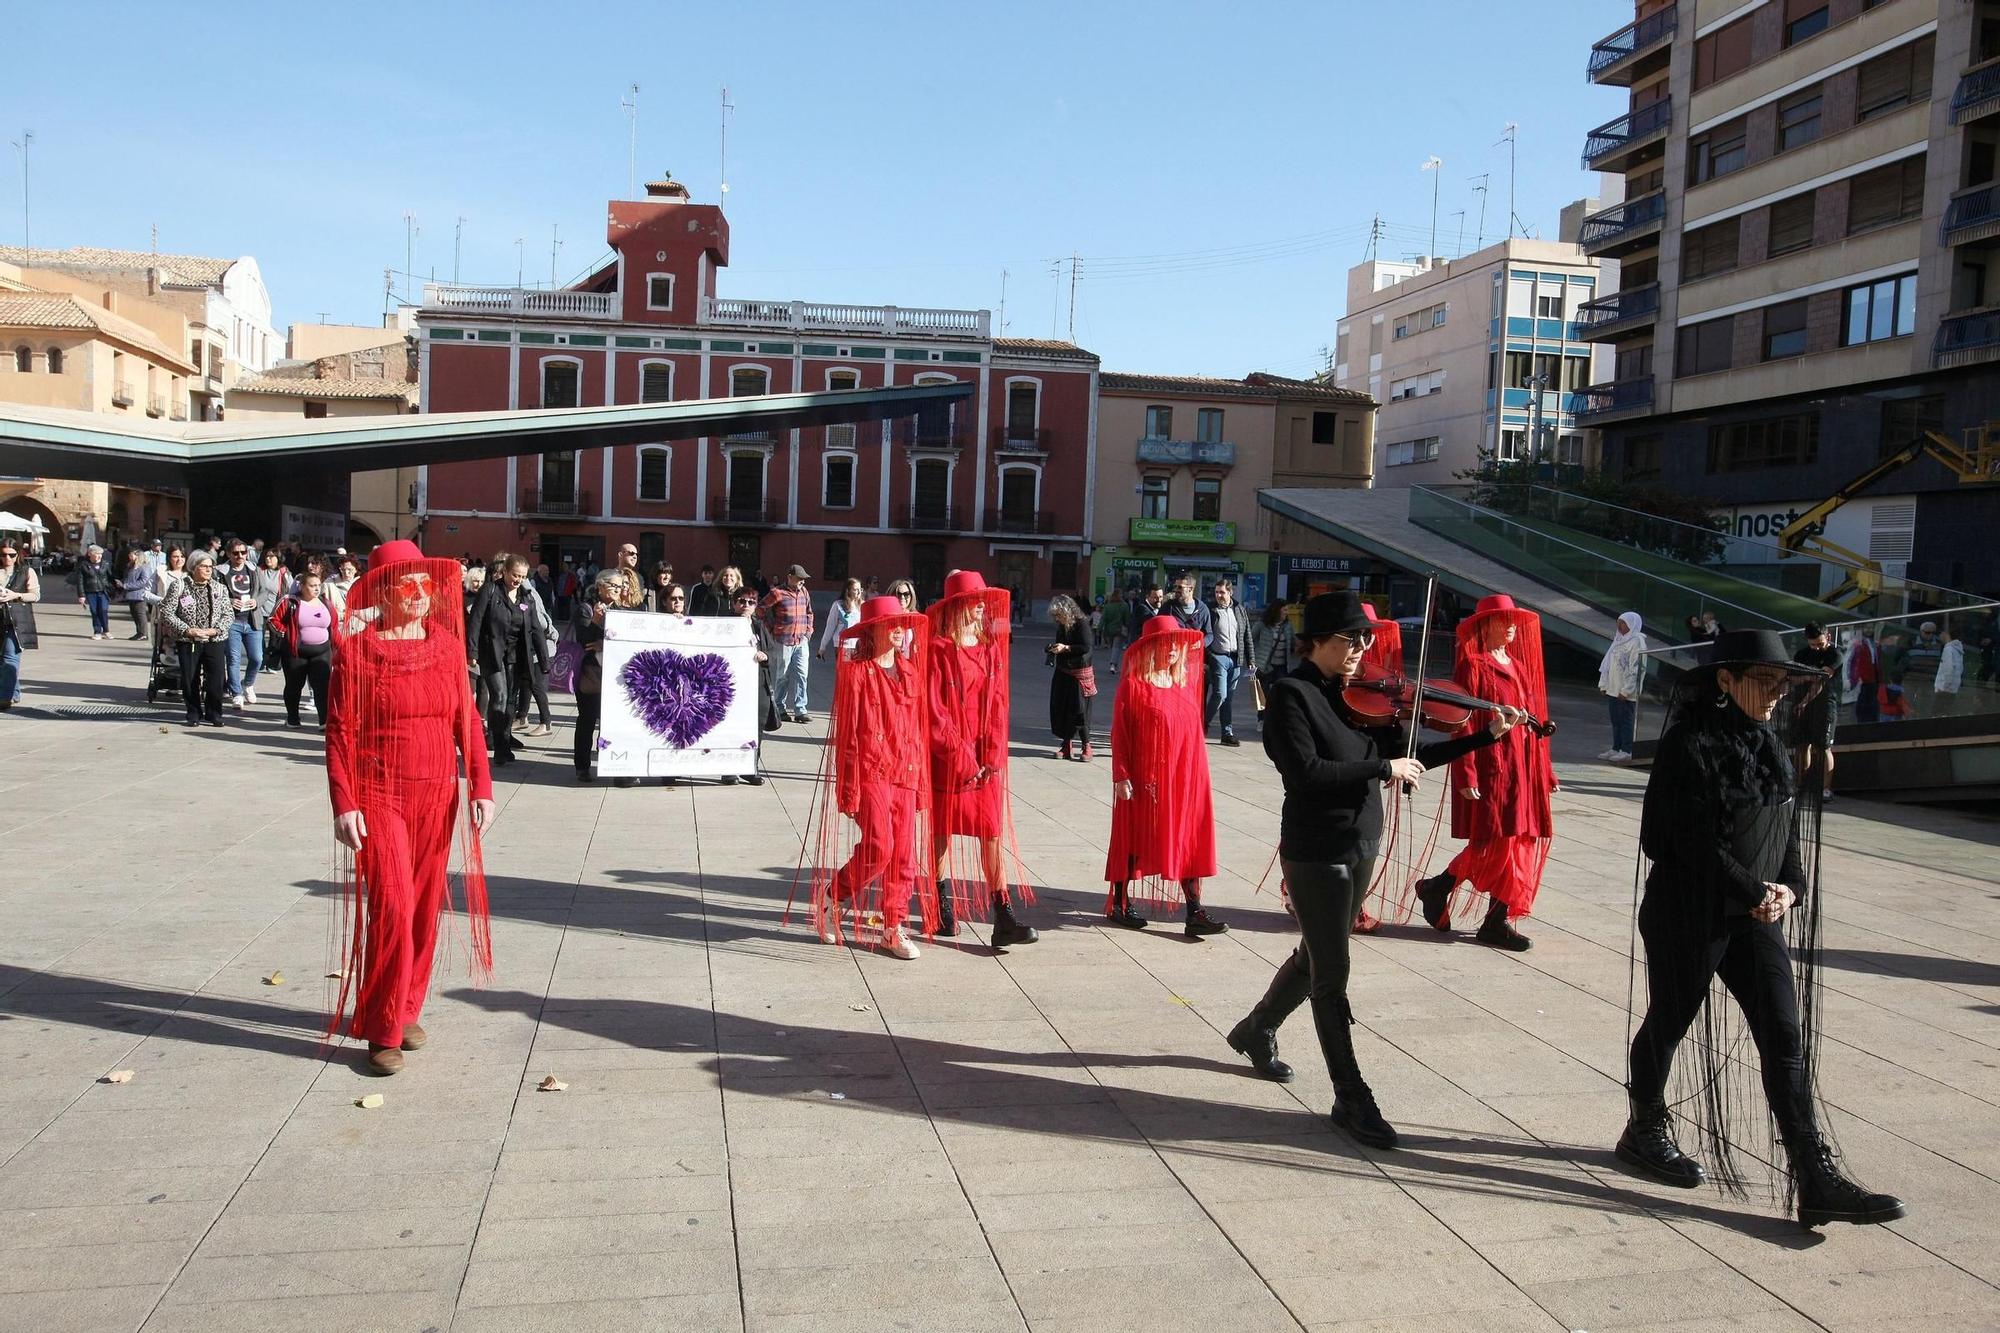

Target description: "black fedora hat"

left=1702, top=627, right=1824, bottom=676
left=1298, top=591, right=1374, bottom=640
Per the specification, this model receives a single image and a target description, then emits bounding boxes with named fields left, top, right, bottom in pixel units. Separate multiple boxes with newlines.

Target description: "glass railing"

left=1436, top=483, right=1992, bottom=627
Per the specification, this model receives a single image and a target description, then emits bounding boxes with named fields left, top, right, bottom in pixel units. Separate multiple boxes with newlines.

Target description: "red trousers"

left=351, top=778, right=457, bottom=1048
left=1446, top=834, right=1549, bottom=917
left=837, top=782, right=917, bottom=929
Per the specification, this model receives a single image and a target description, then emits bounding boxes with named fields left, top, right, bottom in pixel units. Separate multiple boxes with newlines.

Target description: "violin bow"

left=1401, top=574, right=1439, bottom=782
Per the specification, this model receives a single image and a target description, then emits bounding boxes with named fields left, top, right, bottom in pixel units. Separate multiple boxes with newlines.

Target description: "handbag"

left=549, top=633, right=584, bottom=695
left=1251, top=673, right=1269, bottom=715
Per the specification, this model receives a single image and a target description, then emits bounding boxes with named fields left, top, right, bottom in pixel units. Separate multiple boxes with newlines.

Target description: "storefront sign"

left=1127, top=517, right=1237, bottom=547
left=279, top=503, right=346, bottom=550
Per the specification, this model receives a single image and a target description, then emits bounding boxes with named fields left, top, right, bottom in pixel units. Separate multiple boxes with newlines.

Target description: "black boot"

left=1105, top=888, right=1147, bottom=929
left=1788, top=1132, right=1907, bottom=1229
left=935, top=891, right=959, bottom=938
left=1183, top=905, right=1227, bottom=938
left=1476, top=899, right=1531, bottom=952
left=1331, top=1086, right=1398, bottom=1148
left=1226, top=1016, right=1295, bottom=1083
left=1415, top=872, right=1454, bottom=932
left=1615, top=1096, right=1705, bottom=1189
left=991, top=896, right=1038, bottom=948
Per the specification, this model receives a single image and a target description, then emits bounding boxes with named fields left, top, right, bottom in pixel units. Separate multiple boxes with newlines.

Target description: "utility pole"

left=620, top=83, right=640, bottom=199
left=402, top=211, right=418, bottom=303
left=549, top=223, right=562, bottom=288
left=1066, top=252, right=1079, bottom=342
left=1363, top=213, right=1383, bottom=262
left=453, top=216, right=465, bottom=283
left=719, top=86, right=735, bottom=205
left=10, top=130, right=30, bottom=253
left=1422, top=156, right=1442, bottom=258
left=382, top=267, right=393, bottom=318
left=1470, top=174, right=1490, bottom=250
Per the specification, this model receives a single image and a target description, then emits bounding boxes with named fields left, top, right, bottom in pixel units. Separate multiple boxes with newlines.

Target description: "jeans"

left=776, top=641, right=810, bottom=717
left=1205, top=654, right=1243, bottom=734
left=225, top=619, right=263, bottom=697
left=1244, top=856, right=1373, bottom=1095
left=1, top=627, right=21, bottom=703
left=84, top=592, right=111, bottom=635
left=1607, top=696, right=1636, bottom=753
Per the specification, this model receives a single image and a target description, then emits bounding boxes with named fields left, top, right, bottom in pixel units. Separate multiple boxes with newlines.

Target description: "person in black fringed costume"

left=1619, top=627, right=1905, bottom=1230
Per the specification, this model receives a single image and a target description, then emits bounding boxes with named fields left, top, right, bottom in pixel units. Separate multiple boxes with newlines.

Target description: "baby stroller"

left=145, top=612, right=182, bottom=704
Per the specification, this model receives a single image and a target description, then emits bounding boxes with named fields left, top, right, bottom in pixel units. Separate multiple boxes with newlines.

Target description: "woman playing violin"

left=1227, top=592, right=1524, bottom=1148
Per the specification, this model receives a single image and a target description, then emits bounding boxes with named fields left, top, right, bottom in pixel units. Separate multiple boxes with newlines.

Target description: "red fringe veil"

left=1102, top=619, right=1217, bottom=914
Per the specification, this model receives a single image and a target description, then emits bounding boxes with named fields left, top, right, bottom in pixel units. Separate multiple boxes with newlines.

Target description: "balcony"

left=1576, top=377, right=1656, bottom=421
left=520, top=487, right=593, bottom=518
left=169, top=404, right=188, bottom=422
left=1135, top=437, right=1237, bottom=467
left=1933, top=307, right=2000, bottom=370
left=1588, top=4, right=1676, bottom=86
left=146, top=395, right=166, bottom=419
left=1577, top=191, right=1666, bottom=259
left=1942, top=184, right=2000, bottom=248
left=422, top=283, right=618, bottom=320
left=895, top=503, right=965, bottom=533
left=996, top=427, right=1050, bottom=454
left=1576, top=284, right=1661, bottom=341
left=984, top=509, right=1061, bottom=536
left=1950, top=55, right=2000, bottom=125
left=1581, top=98, right=1671, bottom=174
left=894, top=421, right=970, bottom=451
left=702, top=298, right=990, bottom=339
left=711, top=493, right=777, bottom=526
left=111, top=381, right=134, bottom=408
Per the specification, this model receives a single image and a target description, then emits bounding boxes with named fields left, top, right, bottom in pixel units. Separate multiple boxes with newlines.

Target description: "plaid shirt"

left=763, top=585, right=814, bottom=646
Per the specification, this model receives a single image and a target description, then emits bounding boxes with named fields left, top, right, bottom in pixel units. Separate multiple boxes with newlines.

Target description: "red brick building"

left=415, top=179, right=1099, bottom=607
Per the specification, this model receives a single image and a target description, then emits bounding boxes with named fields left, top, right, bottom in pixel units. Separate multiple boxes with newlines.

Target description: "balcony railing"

left=711, top=494, right=776, bottom=525
left=146, top=395, right=166, bottom=418
left=1576, top=378, right=1656, bottom=419
left=1577, top=283, right=1661, bottom=337
left=1942, top=184, right=2000, bottom=246
left=422, top=283, right=619, bottom=320
left=894, top=421, right=970, bottom=450
left=702, top=298, right=990, bottom=339
left=111, top=381, right=134, bottom=408
left=1577, top=191, right=1666, bottom=255
left=520, top=487, right=593, bottom=518
left=169, top=404, right=188, bottom=422
left=1135, top=438, right=1237, bottom=466
left=1934, top=307, right=2000, bottom=369
left=1587, top=4, right=1676, bottom=83
left=895, top=503, right=964, bottom=532
left=984, top=509, right=1060, bottom=535
left=1950, top=55, right=2000, bottom=125
left=997, top=427, right=1050, bottom=453
left=1581, top=98, right=1672, bottom=170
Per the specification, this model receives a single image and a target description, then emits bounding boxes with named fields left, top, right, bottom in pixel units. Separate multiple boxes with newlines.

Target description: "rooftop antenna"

left=402, top=211, right=419, bottom=303
left=1470, top=174, right=1490, bottom=249
left=719, top=86, right=735, bottom=206
left=549, top=223, right=562, bottom=288
left=1450, top=209, right=1466, bottom=257
left=453, top=216, right=466, bottom=283
left=1363, top=213, right=1383, bottom=261
left=1421, top=156, right=1443, bottom=259
left=316, top=311, right=330, bottom=325
left=1049, top=258, right=1061, bottom=337
left=382, top=267, right=393, bottom=317
left=998, top=268, right=1009, bottom=335
left=514, top=237, right=524, bottom=288
left=1496, top=123, right=1520, bottom=239
left=1067, top=252, right=1079, bottom=342
left=150, top=222, right=158, bottom=253
left=10, top=130, right=30, bottom=253
left=620, top=84, right=640, bottom=199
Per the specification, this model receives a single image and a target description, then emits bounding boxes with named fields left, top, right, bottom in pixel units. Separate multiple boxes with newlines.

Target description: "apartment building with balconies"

left=1333, top=239, right=1610, bottom=486
left=1089, top=372, right=1375, bottom=606
left=416, top=179, right=1098, bottom=607
left=1578, top=0, right=2000, bottom=592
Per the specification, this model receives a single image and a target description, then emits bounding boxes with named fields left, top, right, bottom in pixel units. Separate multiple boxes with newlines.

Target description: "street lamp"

left=1524, top=372, right=1555, bottom=477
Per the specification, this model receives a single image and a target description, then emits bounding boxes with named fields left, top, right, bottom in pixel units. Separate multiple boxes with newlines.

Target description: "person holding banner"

left=926, top=571, right=1038, bottom=947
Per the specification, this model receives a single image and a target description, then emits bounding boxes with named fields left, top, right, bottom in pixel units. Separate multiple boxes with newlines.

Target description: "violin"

left=1339, top=661, right=1557, bottom=738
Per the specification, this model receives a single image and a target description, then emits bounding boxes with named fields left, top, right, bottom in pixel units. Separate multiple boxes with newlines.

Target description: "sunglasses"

left=668, top=593, right=687, bottom=602
left=396, top=573, right=436, bottom=597
left=733, top=595, right=758, bottom=605
left=0, top=550, right=16, bottom=559
left=1333, top=630, right=1378, bottom=649
left=619, top=549, right=638, bottom=557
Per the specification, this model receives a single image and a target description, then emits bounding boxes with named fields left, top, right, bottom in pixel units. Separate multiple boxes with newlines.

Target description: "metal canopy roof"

left=0, top=381, right=974, bottom=489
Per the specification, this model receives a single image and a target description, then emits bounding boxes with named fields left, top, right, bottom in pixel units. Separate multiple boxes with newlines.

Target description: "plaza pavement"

left=1, top=599, right=1997, bottom=1333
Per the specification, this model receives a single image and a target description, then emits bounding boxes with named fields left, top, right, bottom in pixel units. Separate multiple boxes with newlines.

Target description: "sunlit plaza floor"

left=2, top=601, right=1997, bottom=1332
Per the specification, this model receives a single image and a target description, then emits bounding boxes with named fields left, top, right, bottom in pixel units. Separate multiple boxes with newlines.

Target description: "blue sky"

left=5, top=1, right=1624, bottom=377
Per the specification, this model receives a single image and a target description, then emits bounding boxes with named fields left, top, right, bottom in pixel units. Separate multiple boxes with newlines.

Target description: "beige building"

left=0, top=261, right=196, bottom=547
left=1090, top=372, right=1375, bottom=606
left=1334, top=238, right=1611, bottom=487
left=226, top=324, right=419, bottom=544
left=1577, top=0, right=2000, bottom=591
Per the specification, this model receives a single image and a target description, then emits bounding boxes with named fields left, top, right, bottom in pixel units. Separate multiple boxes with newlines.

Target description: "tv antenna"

left=1470, top=174, right=1490, bottom=250
left=719, top=86, right=735, bottom=204
left=549, top=223, right=562, bottom=288
left=1421, top=156, right=1443, bottom=258
left=8, top=130, right=29, bottom=253
left=1496, top=123, right=1525, bottom=239
left=620, top=84, right=640, bottom=199
left=453, top=216, right=466, bottom=283
left=401, top=211, right=419, bottom=303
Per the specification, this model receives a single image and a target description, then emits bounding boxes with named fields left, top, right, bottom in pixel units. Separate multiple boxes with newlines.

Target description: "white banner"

left=280, top=503, right=346, bottom=550
left=599, top=610, right=760, bottom=778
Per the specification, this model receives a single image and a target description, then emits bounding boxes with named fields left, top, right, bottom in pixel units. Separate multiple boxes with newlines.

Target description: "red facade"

left=416, top=182, right=1098, bottom=607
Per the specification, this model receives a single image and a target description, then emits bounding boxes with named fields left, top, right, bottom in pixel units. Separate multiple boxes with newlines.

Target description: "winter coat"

left=1936, top=640, right=1965, bottom=694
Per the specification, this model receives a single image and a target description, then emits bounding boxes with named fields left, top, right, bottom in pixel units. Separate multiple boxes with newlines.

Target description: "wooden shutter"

left=1767, top=194, right=1816, bottom=255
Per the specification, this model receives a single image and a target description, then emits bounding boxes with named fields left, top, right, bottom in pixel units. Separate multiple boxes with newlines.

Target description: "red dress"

left=928, top=632, right=1007, bottom=840
left=1104, top=625, right=1216, bottom=909
left=1446, top=645, right=1554, bottom=916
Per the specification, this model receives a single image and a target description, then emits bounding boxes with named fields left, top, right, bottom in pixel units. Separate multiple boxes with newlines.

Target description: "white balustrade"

left=422, top=284, right=618, bottom=319
left=703, top=298, right=989, bottom=339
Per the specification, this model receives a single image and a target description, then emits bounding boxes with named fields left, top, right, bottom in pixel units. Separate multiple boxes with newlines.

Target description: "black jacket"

left=1262, top=660, right=1497, bottom=862
left=467, top=579, right=547, bottom=674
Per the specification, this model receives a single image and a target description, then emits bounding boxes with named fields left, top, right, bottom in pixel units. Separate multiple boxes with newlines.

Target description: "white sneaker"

left=243, top=687, right=257, bottom=705
left=815, top=899, right=840, bottom=945
left=1597, top=748, right=1618, bottom=760
left=1609, top=750, right=1632, bottom=762
left=879, top=929, right=920, bottom=961
left=230, top=693, right=245, bottom=708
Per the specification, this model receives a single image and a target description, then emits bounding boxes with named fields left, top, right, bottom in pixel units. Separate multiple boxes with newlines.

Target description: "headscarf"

left=1599, top=611, right=1647, bottom=682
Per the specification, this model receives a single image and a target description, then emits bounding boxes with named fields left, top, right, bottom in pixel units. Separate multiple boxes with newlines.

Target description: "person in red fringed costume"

left=926, top=570, right=1039, bottom=950
left=812, top=595, right=937, bottom=960
left=325, top=540, right=496, bottom=1076
left=1103, top=615, right=1227, bottom=938
left=1360, top=601, right=1403, bottom=679
left=1414, top=593, right=1554, bottom=951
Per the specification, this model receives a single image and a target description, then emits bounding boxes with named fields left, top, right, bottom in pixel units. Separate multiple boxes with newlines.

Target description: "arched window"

left=45, top=347, right=62, bottom=374
left=12, top=346, right=30, bottom=373
left=636, top=445, right=672, bottom=502
left=637, top=359, right=673, bottom=403
left=540, top=357, right=582, bottom=409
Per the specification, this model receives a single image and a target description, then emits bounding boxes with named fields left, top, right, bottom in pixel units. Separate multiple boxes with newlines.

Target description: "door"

left=911, top=542, right=947, bottom=605
left=727, top=533, right=762, bottom=579
left=913, top=459, right=951, bottom=528
left=727, top=454, right=763, bottom=522
left=998, top=470, right=1036, bottom=531
left=997, top=550, right=1036, bottom=621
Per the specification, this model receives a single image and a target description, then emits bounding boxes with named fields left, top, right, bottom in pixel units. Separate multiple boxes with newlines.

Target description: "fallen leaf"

left=263, top=971, right=285, bottom=986
left=355, top=1093, right=384, bottom=1109
left=157, top=726, right=170, bottom=734
left=537, top=1076, right=568, bottom=1092
left=101, top=1069, right=135, bottom=1084
left=848, top=1004, right=871, bottom=1012
left=1167, top=993, right=1191, bottom=1006
left=324, top=970, right=345, bottom=980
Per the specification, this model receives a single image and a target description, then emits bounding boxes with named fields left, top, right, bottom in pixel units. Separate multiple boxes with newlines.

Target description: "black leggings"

left=1628, top=912, right=1812, bottom=1132
left=1246, top=856, right=1374, bottom=1095
left=573, top=690, right=602, bottom=776
left=283, top=639, right=332, bottom=725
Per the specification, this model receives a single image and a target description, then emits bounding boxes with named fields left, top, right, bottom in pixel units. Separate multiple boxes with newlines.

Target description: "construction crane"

left=1779, top=422, right=2000, bottom=608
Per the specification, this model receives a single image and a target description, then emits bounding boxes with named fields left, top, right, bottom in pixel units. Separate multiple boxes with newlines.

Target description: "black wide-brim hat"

left=1298, top=591, right=1373, bottom=639
left=1701, top=627, right=1826, bottom=677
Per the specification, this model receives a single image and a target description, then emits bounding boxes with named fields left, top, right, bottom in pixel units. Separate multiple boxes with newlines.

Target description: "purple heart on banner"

left=618, top=647, right=736, bottom=747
